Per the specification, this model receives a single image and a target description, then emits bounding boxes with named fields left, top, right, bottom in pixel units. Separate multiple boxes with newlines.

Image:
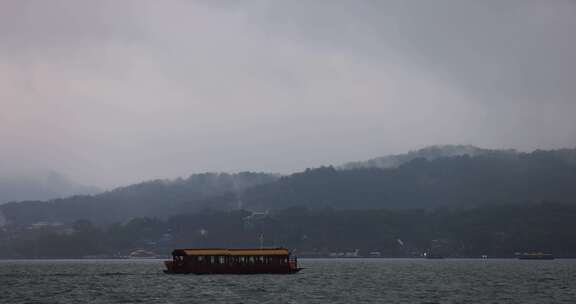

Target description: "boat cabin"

left=164, top=248, right=301, bottom=274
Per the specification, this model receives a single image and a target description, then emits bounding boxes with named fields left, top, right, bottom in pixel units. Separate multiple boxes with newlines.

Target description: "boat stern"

left=164, top=260, right=176, bottom=274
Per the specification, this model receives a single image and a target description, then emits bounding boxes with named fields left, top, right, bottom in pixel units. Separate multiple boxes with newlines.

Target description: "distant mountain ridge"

left=241, top=147, right=576, bottom=210
left=340, top=145, right=517, bottom=169
left=0, top=172, right=277, bottom=226
left=2, top=146, right=576, bottom=227
left=0, top=171, right=100, bottom=205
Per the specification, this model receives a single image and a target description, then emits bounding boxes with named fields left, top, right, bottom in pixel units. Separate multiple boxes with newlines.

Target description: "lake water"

left=1, top=259, right=575, bottom=303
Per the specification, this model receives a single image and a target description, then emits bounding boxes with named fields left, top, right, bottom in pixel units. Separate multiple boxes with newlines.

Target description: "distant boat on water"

left=425, top=254, right=445, bottom=259
left=424, top=252, right=445, bottom=259
left=128, top=249, right=159, bottom=259
left=516, top=252, right=554, bottom=260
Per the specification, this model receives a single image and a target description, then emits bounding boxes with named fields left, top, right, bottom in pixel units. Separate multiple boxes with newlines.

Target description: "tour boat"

left=516, top=252, right=554, bottom=260
left=164, top=247, right=302, bottom=274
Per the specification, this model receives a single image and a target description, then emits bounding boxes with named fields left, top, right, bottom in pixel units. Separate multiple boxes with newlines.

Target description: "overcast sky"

left=1, top=0, right=575, bottom=188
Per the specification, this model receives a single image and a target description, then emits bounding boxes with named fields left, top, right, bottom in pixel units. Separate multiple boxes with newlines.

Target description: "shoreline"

left=1, top=257, right=575, bottom=261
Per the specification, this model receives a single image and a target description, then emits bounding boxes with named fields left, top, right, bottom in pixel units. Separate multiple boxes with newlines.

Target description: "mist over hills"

left=0, top=145, right=489, bottom=206
left=0, top=171, right=100, bottom=205
left=0, top=172, right=277, bottom=226
left=2, top=145, right=576, bottom=258
left=242, top=148, right=576, bottom=210
left=340, top=145, right=518, bottom=169
left=1, top=146, right=575, bottom=227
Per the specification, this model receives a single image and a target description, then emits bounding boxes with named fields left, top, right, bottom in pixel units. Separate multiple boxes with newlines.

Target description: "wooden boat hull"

left=164, top=260, right=302, bottom=274
left=164, top=268, right=303, bottom=275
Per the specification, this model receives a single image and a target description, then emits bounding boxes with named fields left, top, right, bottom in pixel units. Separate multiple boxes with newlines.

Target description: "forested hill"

left=340, top=145, right=516, bottom=169
left=3, top=202, right=576, bottom=258
left=241, top=149, right=576, bottom=210
left=2, top=148, right=576, bottom=226
left=0, top=172, right=277, bottom=226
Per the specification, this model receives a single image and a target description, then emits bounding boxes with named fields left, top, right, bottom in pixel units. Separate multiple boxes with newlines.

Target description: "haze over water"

left=2, top=259, right=575, bottom=304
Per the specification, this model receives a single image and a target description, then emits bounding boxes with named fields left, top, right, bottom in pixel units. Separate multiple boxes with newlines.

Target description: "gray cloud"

left=0, top=0, right=574, bottom=188
left=242, top=1, right=576, bottom=104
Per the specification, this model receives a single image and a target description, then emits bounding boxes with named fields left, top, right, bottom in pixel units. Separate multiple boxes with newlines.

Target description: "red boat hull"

left=164, top=260, right=302, bottom=274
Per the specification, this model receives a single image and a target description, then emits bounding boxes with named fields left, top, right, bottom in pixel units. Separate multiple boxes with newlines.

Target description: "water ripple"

left=1, top=259, right=575, bottom=303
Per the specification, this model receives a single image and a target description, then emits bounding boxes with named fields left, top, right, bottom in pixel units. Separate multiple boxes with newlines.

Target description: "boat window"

left=219, top=256, right=226, bottom=264
left=198, top=256, right=204, bottom=262
left=210, top=256, right=215, bottom=264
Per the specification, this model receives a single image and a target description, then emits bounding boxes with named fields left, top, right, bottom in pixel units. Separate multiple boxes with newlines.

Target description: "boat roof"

left=172, top=248, right=290, bottom=256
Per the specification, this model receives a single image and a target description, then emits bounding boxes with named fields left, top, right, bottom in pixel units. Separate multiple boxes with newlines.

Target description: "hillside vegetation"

left=242, top=149, right=576, bottom=210
left=1, top=147, right=575, bottom=226
left=0, top=172, right=276, bottom=225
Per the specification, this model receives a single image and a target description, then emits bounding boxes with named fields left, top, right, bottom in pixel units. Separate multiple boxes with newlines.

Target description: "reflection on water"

left=1, top=259, right=576, bottom=304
